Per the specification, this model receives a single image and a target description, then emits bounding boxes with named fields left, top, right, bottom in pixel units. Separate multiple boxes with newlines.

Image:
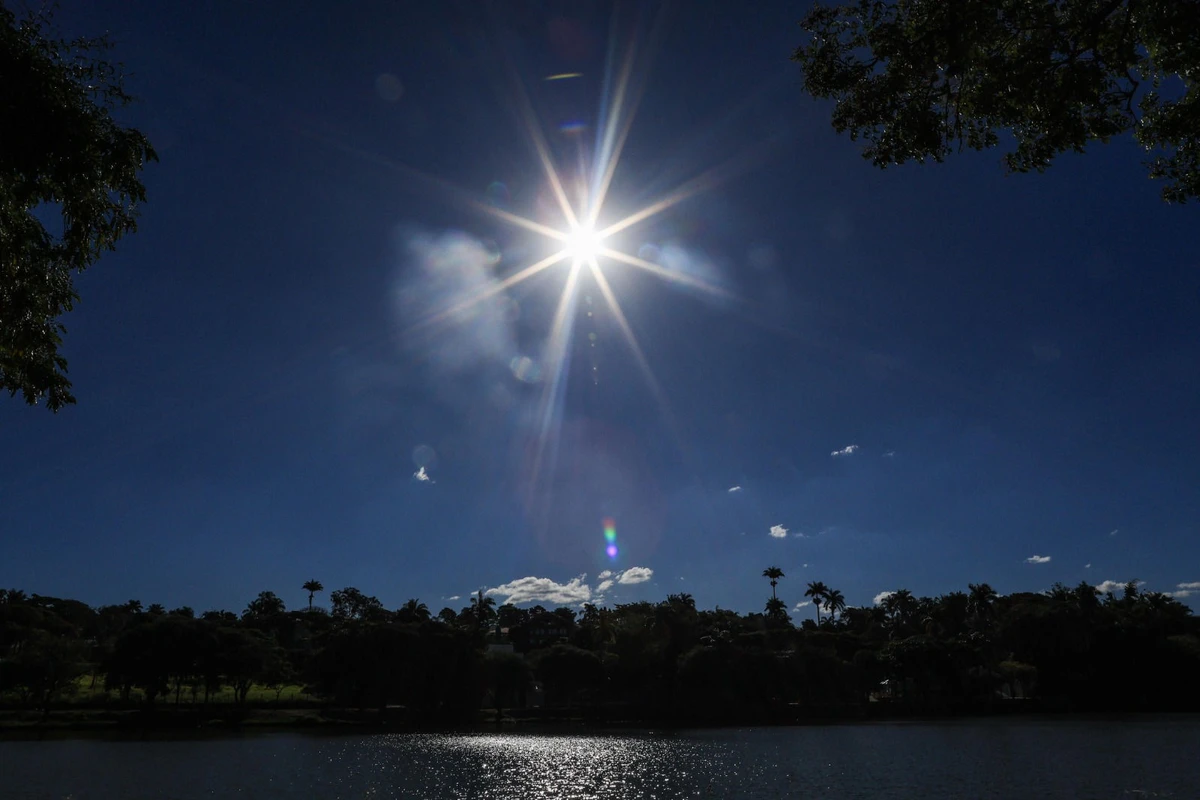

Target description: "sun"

left=564, top=223, right=603, bottom=263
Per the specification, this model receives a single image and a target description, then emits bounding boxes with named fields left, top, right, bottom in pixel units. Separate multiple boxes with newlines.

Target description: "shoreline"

left=3, top=703, right=1196, bottom=739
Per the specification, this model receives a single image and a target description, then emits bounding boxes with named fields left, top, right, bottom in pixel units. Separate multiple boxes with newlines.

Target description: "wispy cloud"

left=728, top=485, right=743, bottom=493
left=873, top=591, right=895, bottom=606
left=1085, top=563, right=1092, bottom=569
left=1170, top=581, right=1200, bottom=598
left=596, top=580, right=614, bottom=593
left=1109, top=529, right=1119, bottom=537
left=486, top=575, right=592, bottom=606
left=413, top=466, right=433, bottom=483
left=618, top=566, right=654, bottom=585
left=1094, top=579, right=1139, bottom=595
left=882, top=450, right=895, bottom=458
left=794, top=601, right=811, bottom=611
left=831, top=444, right=859, bottom=457
left=597, top=571, right=613, bottom=581
left=1025, top=555, right=1052, bottom=564
left=1169, top=590, right=1194, bottom=599
left=768, top=524, right=788, bottom=538
left=1177, top=582, right=1200, bottom=590
left=445, top=595, right=461, bottom=602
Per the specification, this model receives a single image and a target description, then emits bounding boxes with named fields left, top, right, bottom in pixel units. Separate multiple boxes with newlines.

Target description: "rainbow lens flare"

left=604, top=518, right=618, bottom=559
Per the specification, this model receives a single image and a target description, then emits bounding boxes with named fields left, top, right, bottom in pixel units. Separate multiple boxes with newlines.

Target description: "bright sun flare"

left=564, top=224, right=603, bottom=263
left=377, top=7, right=765, bottom=508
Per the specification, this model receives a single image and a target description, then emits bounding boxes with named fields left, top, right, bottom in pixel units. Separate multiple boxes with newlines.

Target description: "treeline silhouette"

left=2, top=575, right=1198, bottom=727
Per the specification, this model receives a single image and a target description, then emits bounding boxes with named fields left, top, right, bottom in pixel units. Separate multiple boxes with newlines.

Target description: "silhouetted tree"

left=805, top=581, right=830, bottom=624
left=329, top=587, right=384, bottom=622
left=1, top=5, right=157, bottom=409
left=762, top=566, right=784, bottom=600
left=244, top=591, right=285, bottom=620
left=467, top=590, right=497, bottom=629
left=302, top=580, right=323, bottom=611
left=396, top=598, right=430, bottom=624
left=793, top=0, right=1200, bottom=202
left=824, top=588, right=846, bottom=621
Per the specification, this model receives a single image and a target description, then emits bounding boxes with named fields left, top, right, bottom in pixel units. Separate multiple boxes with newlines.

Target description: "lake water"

left=2, top=717, right=1198, bottom=798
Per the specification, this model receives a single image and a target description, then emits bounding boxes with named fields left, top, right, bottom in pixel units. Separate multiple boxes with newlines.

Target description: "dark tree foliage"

left=1, top=4, right=156, bottom=410
left=793, top=0, right=1200, bottom=202
left=1, top=581, right=1197, bottom=724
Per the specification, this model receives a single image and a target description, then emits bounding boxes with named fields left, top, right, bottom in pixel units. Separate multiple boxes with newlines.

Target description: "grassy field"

left=2, top=676, right=314, bottom=707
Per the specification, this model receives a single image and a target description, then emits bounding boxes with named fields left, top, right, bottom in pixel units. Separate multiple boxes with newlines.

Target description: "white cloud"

left=794, top=601, right=811, bottom=611
left=1177, top=582, right=1200, bottom=590
left=618, top=566, right=654, bottom=585
left=803, top=563, right=808, bottom=568
left=769, top=524, right=788, bottom=539
left=596, top=580, right=614, bottom=593
left=413, top=466, right=433, bottom=483
left=882, top=450, right=896, bottom=458
left=1169, top=590, right=1194, bottom=599
left=1085, top=563, right=1092, bottom=569
left=597, top=570, right=613, bottom=581
left=873, top=591, right=895, bottom=606
left=445, top=595, right=461, bottom=601
left=1025, top=555, right=1052, bottom=564
left=728, top=485, right=743, bottom=493
left=831, top=444, right=859, bottom=457
left=1095, top=580, right=1132, bottom=595
left=486, top=575, right=591, bottom=606
left=1109, top=529, right=1119, bottom=536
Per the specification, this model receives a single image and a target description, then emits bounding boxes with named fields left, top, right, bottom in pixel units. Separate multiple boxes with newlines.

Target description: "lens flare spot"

left=559, top=120, right=588, bottom=135
left=374, top=73, right=404, bottom=103
left=509, top=355, right=542, bottom=383
left=485, top=181, right=511, bottom=207
left=606, top=544, right=618, bottom=559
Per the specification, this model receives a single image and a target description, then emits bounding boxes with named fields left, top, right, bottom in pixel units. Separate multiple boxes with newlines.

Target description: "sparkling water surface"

left=2, top=717, right=1198, bottom=799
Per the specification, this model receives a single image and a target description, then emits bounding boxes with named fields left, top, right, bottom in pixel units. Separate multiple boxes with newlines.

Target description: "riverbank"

left=12, top=697, right=1190, bottom=737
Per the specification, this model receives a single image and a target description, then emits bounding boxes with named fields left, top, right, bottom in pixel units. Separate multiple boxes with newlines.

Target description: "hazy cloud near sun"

left=831, top=444, right=859, bottom=457
left=1025, top=554, right=1052, bottom=564
left=768, top=524, right=788, bottom=539
left=486, top=575, right=592, bottom=606
left=618, top=566, right=654, bottom=585
left=485, top=568, right=654, bottom=606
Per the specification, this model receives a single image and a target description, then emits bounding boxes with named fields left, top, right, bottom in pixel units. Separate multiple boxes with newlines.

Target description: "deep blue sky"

left=3, top=0, right=1197, bottom=617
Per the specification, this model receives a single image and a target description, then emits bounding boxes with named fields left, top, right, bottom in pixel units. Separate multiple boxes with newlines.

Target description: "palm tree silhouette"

left=469, top=589, right=497, bottom=627
left=302, top=579, right=324, bottom=611
left=823, top=588, right=846, bottom=621
left=398, top=598, right=430, bottom=623
left=764, top=596, right=789, bottom=622
left=762, top=566, right=785, bottom=600
left=805, top=581, right=830, bottom=623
